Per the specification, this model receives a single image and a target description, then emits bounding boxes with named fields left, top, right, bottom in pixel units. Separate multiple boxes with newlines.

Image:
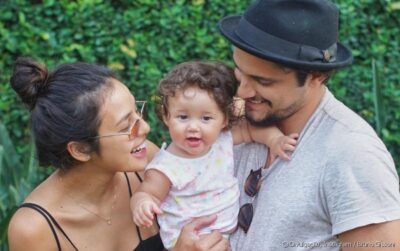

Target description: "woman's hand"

left=172, top=215, right=230, bottom=251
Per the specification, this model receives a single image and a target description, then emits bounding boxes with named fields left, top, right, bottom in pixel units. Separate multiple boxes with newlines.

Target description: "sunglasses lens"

left=238, top=203, right=253, bottom=233
left=238, top=168, right=263, bottom=233
left=244, top=168, right=262, bottom=197
left=130, top=120, right=140, bottom=139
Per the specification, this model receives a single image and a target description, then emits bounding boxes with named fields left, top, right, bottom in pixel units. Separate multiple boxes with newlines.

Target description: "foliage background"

left=0, top=0, right=399, bottom=249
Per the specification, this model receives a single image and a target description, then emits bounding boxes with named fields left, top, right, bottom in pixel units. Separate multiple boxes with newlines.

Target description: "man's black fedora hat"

left=218, top=0, right=353, bottom=71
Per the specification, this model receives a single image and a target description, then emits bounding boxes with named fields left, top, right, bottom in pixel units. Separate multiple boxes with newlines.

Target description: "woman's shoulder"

left=8, top=204, right=57, bottom=250
left=8, top=172, right=65, bottom=250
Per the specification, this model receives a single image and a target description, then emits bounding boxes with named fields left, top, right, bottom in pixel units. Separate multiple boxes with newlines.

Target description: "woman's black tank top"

left=18, top=172, right=164, bottom=251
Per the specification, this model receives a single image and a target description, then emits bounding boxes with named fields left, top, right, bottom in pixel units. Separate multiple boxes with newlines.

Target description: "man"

left=218, top=0, right=400, bottom=250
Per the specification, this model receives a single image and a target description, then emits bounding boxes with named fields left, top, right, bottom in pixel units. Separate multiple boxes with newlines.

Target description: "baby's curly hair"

left=156, top=61, right=238, bottom=129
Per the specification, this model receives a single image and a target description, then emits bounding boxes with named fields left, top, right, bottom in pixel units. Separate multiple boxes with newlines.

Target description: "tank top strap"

left=124, top=172, right=144, bottom=241
left=134, top=171, right=143, bottom=183
left=19, top=202, right=79, bottom=251
left=124, top=172, right=133, bottom=197
left=135, top=225, right=144, bottom=242
left=123, top=171, right=143, bottom=197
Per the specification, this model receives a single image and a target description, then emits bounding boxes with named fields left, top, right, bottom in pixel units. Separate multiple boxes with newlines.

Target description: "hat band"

left=235, top=18, right=337, bottom=64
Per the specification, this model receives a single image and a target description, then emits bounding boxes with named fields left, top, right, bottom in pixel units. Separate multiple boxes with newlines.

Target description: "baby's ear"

left=222, top=116, right=229, bottom=130
left=66, top=141, right=91, bottom=162
left=162, top=114, right=170, bottom=128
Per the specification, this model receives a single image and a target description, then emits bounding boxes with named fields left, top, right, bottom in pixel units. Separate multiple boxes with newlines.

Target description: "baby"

left=131, top=61, right=297, bottom=249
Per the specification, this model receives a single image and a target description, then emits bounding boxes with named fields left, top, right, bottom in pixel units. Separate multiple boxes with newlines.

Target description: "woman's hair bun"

left=10, top=57, right=50, bottom=109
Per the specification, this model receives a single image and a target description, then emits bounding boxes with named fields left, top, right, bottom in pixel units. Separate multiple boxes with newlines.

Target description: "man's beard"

left=244, top=99, right=302, bottom=128
left=245, top=112, right=283, bottom=127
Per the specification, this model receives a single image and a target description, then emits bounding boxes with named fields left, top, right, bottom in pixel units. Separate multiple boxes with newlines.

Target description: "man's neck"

left=278, top=86, right=326, bottom=135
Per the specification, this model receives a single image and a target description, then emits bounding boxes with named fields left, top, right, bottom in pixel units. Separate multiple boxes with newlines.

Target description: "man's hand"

left=173, top=215, right=230, bottom=251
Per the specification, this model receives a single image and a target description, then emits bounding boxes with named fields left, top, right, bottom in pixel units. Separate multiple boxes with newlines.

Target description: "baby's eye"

left=177, top=115, right=188, bottom=120
left=202, top=116, right=213, bottom=122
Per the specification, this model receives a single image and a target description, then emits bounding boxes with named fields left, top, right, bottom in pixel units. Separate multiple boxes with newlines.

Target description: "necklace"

left=60, top=177, right=118, bottom=226
left=73, top=192, right=118, bottom=225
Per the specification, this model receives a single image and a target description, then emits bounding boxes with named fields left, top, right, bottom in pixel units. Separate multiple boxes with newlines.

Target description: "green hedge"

left=333, top=0, right=400, bottom=167
left=0, top=0, right=252, bottom=147
left=1, top=0, right=399, bottom=162
left=0, top=0, right=399, bottom=248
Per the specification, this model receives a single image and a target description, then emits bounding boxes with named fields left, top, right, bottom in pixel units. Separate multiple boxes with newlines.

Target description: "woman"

left=7, top=58, right=229, bottom=251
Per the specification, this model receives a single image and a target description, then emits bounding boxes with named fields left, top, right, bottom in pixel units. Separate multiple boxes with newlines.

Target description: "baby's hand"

left=270, top=133, right=298, bottom=161
left=132, top=197, right=163, bottom=228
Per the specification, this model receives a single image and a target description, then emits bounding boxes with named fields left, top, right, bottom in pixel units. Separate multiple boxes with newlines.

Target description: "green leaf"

left=390, top=2, right=400, bottom=11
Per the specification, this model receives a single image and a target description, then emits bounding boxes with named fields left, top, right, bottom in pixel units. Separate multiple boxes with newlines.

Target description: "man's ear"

left=309, top=72, right=328, bottom=87
left=66, top=141, right=92, bottom=162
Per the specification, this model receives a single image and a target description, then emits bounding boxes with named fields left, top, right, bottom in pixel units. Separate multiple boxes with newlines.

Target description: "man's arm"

left=339, top=220, right=400, bottom=251
left=325, top=134, right=400, bottom=251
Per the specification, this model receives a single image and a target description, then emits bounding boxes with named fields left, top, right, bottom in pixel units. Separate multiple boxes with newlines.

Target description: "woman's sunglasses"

left=93, top=100, right=146, bottom=140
